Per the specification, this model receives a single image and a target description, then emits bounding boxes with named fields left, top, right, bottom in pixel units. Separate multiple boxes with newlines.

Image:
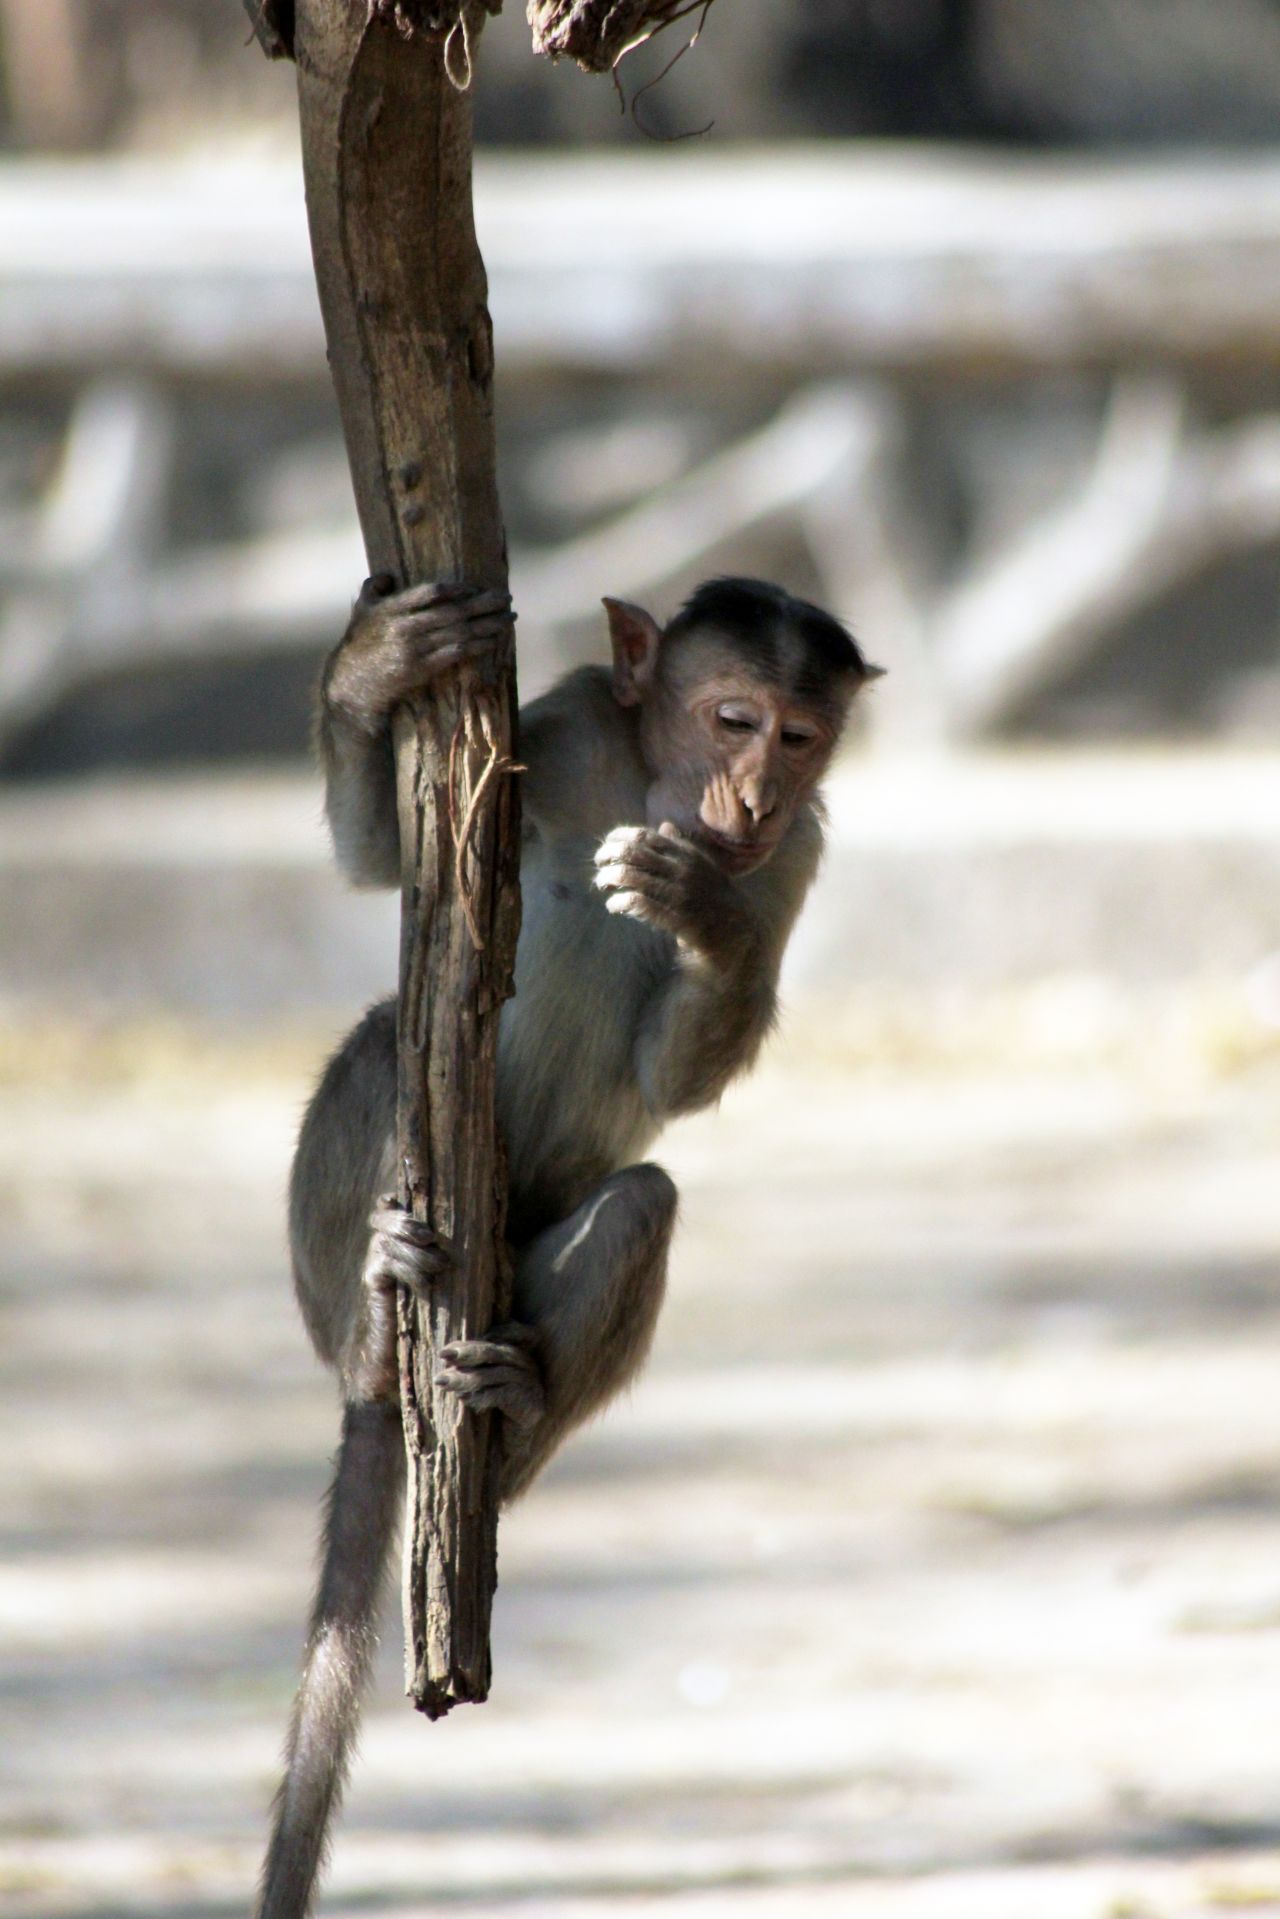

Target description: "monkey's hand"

left=323, top=577, right=513, bottom=736
left=592, top=823, right=756, bottom=973
left=434, top=1322, right=545, bottom=1433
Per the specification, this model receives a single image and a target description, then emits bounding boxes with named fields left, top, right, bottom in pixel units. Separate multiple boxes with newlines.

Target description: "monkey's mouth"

left=696, top=827, right=775, bottom=874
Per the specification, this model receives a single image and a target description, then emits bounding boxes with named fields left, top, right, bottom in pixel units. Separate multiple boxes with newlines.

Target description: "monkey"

left=257, top=574, right=881, bottom=1919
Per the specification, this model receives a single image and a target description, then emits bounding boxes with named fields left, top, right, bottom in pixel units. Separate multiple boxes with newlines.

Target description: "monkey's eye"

left=716, top=707, right=757, bottom=734
left=781, top=727, right=819, bottom=748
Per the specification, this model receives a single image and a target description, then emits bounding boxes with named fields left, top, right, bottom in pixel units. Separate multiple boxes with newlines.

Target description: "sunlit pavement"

left=3, top=1023, right=1280, bottom=1919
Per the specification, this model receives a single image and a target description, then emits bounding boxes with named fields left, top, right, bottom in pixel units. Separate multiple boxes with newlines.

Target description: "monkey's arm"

left=641, top=955, right=775, bottom=1114
left=595, top=812, right=824, bottom=1116
left=318, top=577, right=512, bottom=887
left=319, top=693, right=399, bottom=889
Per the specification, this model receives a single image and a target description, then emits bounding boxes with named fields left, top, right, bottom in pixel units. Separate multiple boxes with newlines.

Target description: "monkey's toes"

left=369, top=1198, right=456, bottom=1260
left=364, top=1200, right=456, bottom=1298
left=438, top=1322, right=540, bottom=1369
left=434, top=1336, right=545, bottom=1431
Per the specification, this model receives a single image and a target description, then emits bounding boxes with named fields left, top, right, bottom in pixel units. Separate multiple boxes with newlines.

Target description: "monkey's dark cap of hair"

left=670, top=577, right=879, bottom=682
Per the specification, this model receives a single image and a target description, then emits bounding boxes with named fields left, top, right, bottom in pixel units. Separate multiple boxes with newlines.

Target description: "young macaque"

left=258, top=575, right=881, bottom=1919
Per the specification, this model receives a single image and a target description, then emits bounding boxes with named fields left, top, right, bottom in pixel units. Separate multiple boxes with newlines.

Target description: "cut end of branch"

left=527, top=0, right=713, bottom=72
left=412, top=1670, right=491, bottom=1718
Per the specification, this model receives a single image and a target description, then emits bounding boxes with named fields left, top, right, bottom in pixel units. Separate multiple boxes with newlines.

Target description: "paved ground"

left=3, top=1006, right=1280, bottom=1919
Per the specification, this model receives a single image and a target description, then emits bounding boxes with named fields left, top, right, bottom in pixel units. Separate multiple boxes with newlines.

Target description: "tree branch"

left=292, top=0, right=518, bottom=1716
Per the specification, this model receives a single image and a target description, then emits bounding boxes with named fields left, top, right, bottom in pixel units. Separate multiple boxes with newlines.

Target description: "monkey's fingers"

left=592, top=824, right=647, bottom=865
left=593, top=831, right=672, bottom=897
left=600, top=888, right=644, bottom=923
left=655, top=820, right=708, bottom=861
left=600, top=884, right=684, bottom=933
left=390, top=583, right=512, bottom=621
left=371, top=578, right=470, bottom=612
left=595, top=857, right=693, bottom=924
left=594, top=846, right=689, bottom=892
left=395, top=611, right=512, bottom=655
left=594, top=824, right=702, bottom=872
left=386, top=634, right=507, bottom=693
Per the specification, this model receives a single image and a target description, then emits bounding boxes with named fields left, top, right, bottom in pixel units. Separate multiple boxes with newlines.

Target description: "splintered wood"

left=527, top=0, right=715, bottom=71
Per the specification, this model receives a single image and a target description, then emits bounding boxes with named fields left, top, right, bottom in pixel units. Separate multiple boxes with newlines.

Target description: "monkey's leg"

left=435, top=1162, right=678, bottom=1501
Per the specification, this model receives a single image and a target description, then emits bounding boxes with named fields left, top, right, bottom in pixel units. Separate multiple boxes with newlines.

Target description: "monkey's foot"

left=434, top=1322, right=545, bottom=1432
left=350, top=1200, right=457, bottom=1405
left=363, top=1195, right=456, bottom=1302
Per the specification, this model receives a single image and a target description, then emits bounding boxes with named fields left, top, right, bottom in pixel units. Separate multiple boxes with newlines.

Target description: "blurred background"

left=4, top=4, right=1280, bottom=1917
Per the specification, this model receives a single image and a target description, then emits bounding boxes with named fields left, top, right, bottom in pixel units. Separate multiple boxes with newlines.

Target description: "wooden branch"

left=292, top=1, right=518, bottom=1716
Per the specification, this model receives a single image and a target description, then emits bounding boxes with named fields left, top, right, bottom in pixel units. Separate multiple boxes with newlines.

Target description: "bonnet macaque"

left=258, top=576, right=880, bottom=1918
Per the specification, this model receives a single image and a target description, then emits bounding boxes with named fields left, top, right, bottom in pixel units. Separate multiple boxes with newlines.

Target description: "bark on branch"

left=291, top=0, right=519, bottom=1717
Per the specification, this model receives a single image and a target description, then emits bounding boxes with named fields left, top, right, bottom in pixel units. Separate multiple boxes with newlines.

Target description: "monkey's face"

left=641, top=650, right=847, bottom=876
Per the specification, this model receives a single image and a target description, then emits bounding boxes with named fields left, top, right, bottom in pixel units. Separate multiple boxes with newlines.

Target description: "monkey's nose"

left=741, top=783, right=777, bottom=824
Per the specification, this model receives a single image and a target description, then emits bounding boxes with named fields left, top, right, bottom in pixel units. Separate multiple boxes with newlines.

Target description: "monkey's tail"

left=256, top=1400, right=404, bottom=1919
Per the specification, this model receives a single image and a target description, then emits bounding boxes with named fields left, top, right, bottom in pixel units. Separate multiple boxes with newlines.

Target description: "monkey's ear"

left=603, top=597, right=663, bottom=707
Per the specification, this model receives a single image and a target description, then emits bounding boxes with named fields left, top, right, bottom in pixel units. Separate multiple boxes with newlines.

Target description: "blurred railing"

left=5, top=148, right=1280, bottom=746
left=7, top=149, right=1280, bottom=378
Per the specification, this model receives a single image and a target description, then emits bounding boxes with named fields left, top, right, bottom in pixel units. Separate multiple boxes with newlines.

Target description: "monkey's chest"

left=495, top=836, right=673, bottom=1227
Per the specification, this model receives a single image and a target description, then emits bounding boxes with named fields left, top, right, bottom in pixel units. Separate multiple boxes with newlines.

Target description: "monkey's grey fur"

left=256, top=577, right=872, bottom=1919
